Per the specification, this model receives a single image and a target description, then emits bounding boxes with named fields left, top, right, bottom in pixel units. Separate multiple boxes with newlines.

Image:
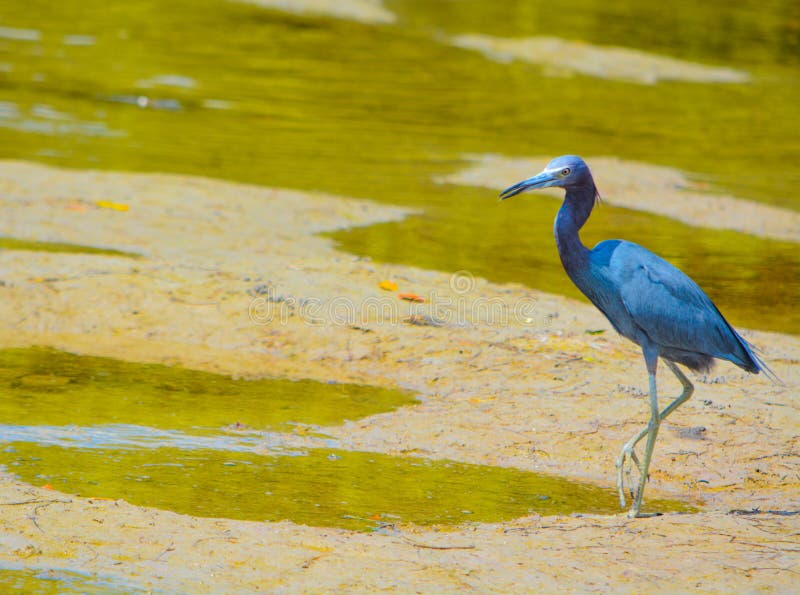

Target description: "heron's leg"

left=617, top=350, right=659, bottom=509
left=616, top=360, right=695, bottom=513
left=660, top=361, right=694, bottom=420
left=629, top=371, right=660, bottom=517
left=616, top=361, right=694, bottom=502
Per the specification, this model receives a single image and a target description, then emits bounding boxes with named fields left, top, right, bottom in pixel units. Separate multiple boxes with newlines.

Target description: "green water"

left=0, top=443, right=692, bottom=530
left=0, top=347, right=416, bottom=432
left=0, top=236, right=137, bottom=256
left=0, top=347, right=694, bottom=527
left=0, top=0, right=797, bottom=332
left=0, top=567, right=143, bottom=595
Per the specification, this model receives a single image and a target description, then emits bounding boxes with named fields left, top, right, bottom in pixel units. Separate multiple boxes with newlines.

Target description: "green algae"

left=0, top=443, right=694, bottom=531
left=0, top=236, right=137, bottom=257
left=0, top=347, right=417, bottom=433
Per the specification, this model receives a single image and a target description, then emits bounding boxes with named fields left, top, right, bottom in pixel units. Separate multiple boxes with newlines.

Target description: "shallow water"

left=0, top=236, right=137, bottom=256
left=0, top=347, right=416, bottom=432
left=0, top=348, right=694, bottom=528
left=1, top=442, right=693, bottom=531
left=0, top=0, right=797, bottom=332
left=0, top=566, right=144, bottom=594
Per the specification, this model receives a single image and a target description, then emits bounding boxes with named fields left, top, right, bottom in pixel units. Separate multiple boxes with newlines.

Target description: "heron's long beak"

left=499, top=170, right=558, bottom=200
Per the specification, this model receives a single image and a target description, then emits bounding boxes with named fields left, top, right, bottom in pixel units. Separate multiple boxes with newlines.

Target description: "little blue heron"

left=500, top=155, right=776, bottom=517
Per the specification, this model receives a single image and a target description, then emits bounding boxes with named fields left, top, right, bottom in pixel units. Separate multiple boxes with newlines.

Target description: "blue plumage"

left=589, top=239, right=766, bottom=375
left=500, top=155, right=776, bottom=516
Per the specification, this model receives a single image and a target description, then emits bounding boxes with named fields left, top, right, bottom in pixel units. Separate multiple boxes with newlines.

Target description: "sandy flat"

left=234, top=0, right=394, bottom=24
left=438, top=154, right=800, bottom=242
left=450, top=34, right=749, bottom=84
left=0, top=161, right=797, bottom=593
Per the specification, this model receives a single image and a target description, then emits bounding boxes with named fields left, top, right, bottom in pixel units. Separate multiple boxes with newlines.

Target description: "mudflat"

left=0, top=161, right=796, bottom=593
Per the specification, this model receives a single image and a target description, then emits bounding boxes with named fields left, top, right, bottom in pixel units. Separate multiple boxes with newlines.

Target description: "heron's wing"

left=610, top=242, right=755, bottom=369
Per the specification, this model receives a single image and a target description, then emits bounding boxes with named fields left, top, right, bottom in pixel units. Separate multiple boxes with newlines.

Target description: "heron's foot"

left=615, top=440, right=643, bottom=508
left=626, top=509, right=662, bottom=519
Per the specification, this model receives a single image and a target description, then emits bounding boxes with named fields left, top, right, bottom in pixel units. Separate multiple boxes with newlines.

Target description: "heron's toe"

left=616, top=442, right=645, bottom=507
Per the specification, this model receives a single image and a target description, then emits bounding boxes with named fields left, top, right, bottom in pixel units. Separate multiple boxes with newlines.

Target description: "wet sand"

left=449, top=34, right=750, bottom=84
left=0, top=161, right=797, bottom=592
left=235, top=0, right=394, bottom=24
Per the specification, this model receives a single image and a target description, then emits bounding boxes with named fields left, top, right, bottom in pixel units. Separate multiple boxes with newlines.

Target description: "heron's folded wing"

left=612, top=243, right=746, bottom=363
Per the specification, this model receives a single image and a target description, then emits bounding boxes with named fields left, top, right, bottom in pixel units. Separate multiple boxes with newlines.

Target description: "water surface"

left=0, top=566, right=144, bottom=595
left=0, top=347, right=416, bottom=432
left=0, top=236, right=137, bottom=256
left=1, top=442, right=693, bottom=531
left=0, top=347, right=694, bottom=529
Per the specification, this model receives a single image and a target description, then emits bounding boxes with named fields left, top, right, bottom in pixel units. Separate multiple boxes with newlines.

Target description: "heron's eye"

left=561, top=168, right=570, bottom=176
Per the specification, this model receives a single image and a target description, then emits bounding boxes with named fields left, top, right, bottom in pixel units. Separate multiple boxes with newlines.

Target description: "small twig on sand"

left=13, top=499, right=73, bottom=533
left=0, top=498, right=72, bottom=506
left=153, top=542, right=175, bottom=561
left=729, top=509, right=800, bottom=517
left=399, top=536, right=475, bottom=550
left=192, top=534, right=237, bottom=547
left=301, top=554, right=325, bottom=569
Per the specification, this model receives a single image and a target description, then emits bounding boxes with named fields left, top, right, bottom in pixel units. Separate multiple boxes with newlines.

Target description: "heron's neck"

left=554, top=185, right=594, bottom=273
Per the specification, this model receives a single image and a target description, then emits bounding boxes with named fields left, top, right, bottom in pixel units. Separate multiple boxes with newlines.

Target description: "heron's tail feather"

left=739, top=335, right=782, bottom=385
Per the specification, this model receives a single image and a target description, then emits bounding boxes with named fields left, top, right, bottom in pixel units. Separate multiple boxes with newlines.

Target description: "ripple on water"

left=62, top=34, right=96, bottom=47
left=135, top=74, right=197, bottom=89
left=0, top=26, right=41, bottom=42
left=0, top=101, right=125, bottom=138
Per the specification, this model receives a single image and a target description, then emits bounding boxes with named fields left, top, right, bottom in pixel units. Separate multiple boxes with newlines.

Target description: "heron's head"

left=499, top=155, right=594, bottom=200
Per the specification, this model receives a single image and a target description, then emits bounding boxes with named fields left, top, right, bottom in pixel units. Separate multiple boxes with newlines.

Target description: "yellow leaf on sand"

left=378, top=280, right=398, bottom=291
left=469, top=396, right=496, bottom=404
left=303, top=544, right=332, bottom=553
left=96, top=200, right=129, bottom=211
